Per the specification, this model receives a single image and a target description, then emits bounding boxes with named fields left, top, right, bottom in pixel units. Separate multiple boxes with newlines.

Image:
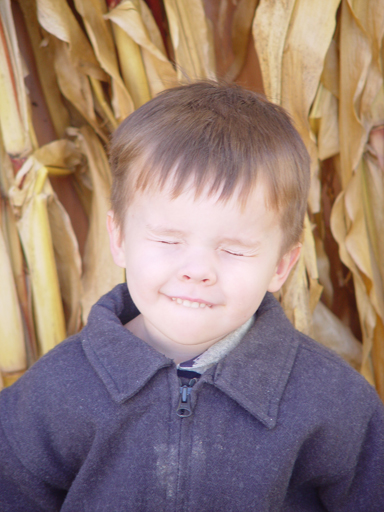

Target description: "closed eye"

left=224, top=250, right=245, bottom=257
left=159, top=240, right=179, bottom=245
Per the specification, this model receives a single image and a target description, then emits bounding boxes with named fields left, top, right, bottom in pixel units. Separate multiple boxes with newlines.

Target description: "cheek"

left=126, top=247, right=172, bottom=290
left=222, top=261, right=273, bottom=304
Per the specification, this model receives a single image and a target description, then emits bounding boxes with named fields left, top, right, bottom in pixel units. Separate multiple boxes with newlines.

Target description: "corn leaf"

left=312, top=300, right=362, bottom=370
left=33, top=140, right=83, bottom=336
left=73, top=0, right=134, bottom=121
left=0, top=216, right=26, bottom=375
left=163, top=0, right=216, bottom=81
left=9, top=158, right=66, bottom=355
left=18, top=0, right=70, bottom=138
left=225, top=0, right=259, bottom=82
left=0, top=0, right=32, bottom=160
left=339, top=0, right=384, bottom=188
left=68, top=126, right=125, bottom=322
left=105, top=0, right=176, bottom=100
left=36, top=0, right=110, bottom=142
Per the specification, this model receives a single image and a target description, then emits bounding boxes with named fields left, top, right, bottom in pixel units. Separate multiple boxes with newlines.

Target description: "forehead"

left=125, top=178, right=281, bottom=234
left=127, top=161, right=278, bottom=214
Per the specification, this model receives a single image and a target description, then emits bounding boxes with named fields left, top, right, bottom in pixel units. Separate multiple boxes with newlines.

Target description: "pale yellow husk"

left=0, top=222, right=26, bottom=374
left=67, top=126, right=125, bottom=323
left=0, top=0, right=32, bottom=159
left=163, top=0, right=216, bottom=81
left=9, top=157, right=67, bottom=355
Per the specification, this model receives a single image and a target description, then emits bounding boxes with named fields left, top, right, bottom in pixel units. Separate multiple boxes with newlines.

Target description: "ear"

left=106, top=211, right=127, bottom=268
left=267, top=244, right=301, bottom=293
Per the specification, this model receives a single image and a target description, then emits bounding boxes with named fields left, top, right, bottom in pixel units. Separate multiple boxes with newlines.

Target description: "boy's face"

left=108, top=180, right=300, bottom=359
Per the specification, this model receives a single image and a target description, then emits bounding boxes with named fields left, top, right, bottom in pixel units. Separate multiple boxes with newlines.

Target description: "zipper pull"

left=176, top=378, right=196, bottom=418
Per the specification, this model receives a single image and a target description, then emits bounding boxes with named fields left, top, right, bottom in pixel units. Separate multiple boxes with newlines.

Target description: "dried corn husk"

left=105, top=0, right=176, bottom=101
left=18, top=0, right=70, bottom=139
left=0, top=0, right=32, bottom=163
left=68, top=126, right=125, bottom=322
left=328, top=0, right=384, bottom=399
left=163, top=0, right=216, bottom=81
left=0, top=209, right=26, bottom=377
left=33, top=140, right=83, bottom=335
left=36, top=0, right=110, bottom=142
left=73, top=0, right=134, bottom=121
left=312, top=300, right=362, bottom=370
left=254, top=0, right=339, bottom=341
left=9, top=155, right=67, bottom=355
left=225, top=0, right=259, bottom=82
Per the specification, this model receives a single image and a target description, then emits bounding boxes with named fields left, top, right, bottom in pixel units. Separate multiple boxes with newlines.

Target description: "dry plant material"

left=36, top=0, right=110, bottom=142
left=0, top=0, right=33, bottom=166
left=105, top=0, right=177, bottom=100
left=254, top=0, right=384, bottom=400
left=225, top=0, right=259, bottom=82
left=73, top=0, right=134, bottom=121
left=9, top=157, right=67, bottom=356
left=0, top=201, right=27, bottom=384
left=106, top=0, right=151, bottom=109
left=254, top=0, right=338, bottom=338
left=163, top=0, right=216, bottom=81
left=18, top=0, right=70, bottom=139
left=329, top=0, right=384, bottom=397
left=68, top=127, right=125, bottom=322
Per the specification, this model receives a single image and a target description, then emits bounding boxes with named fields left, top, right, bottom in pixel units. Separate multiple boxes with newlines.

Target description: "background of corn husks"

left=1, top=0, right=383, bottom=401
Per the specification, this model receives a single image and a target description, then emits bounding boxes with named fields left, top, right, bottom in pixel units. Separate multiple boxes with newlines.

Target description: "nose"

left=177, top=249, right=217, bottom=285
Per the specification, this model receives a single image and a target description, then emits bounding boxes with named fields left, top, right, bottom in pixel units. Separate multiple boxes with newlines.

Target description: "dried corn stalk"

left=18, top=0, right=70, bottom=139
left=0, top=0, right=33, bottom=165
left=9, top=156, right=67, bottom=355
left=0, top=204, right=27, bottom=386
left=329, top=0, right=384, bottom=398
left=163, top=0, right=216, bottom=81
left=253, top=0, right=339, bottom=336
left=67, top=126, right=125, bottom=322
left=254, top=0, right=384, bottom=400
left=105, top=0, right=177, bottom=101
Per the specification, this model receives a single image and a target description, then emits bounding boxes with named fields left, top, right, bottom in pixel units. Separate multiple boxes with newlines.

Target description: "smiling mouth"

left=171, top=297, right=213, bottom=308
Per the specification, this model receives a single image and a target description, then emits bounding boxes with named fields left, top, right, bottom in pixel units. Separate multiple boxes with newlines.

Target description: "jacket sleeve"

left=319, top=398, right=384, bottom=512
left=0, top=339, right=95, bottom=512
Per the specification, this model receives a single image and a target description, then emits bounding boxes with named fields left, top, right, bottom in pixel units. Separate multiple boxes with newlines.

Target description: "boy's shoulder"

left=0, top=283, right=169, bottom=419
left=217, top=291, right=381, bottom=430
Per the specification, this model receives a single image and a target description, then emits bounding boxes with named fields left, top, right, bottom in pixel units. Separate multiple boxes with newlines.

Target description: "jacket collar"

left=209, top=293, right=299, bottom=429
left=82, top=285, right=173, bottom=404
left=82, top=285, right=299, bottom=429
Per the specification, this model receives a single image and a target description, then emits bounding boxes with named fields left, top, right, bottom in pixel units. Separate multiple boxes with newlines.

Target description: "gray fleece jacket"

left=1, top=284, right=383, bottom=511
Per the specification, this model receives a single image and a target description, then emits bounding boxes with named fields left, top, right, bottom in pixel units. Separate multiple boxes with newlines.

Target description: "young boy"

left=1, top=81, right=383, bottom=511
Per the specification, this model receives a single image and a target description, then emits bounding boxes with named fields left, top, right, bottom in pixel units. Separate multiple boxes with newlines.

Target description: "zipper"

left=176, top=378, right=197, bottom=417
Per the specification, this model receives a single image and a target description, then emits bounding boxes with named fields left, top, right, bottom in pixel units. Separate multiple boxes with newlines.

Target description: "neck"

left=124, top=314, right=222, bottom=364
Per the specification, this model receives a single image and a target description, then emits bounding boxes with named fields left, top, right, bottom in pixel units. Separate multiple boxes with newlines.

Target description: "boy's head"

left=107, top=81, right=310, bottom=359
left=109, top=80, right=310, bottom=257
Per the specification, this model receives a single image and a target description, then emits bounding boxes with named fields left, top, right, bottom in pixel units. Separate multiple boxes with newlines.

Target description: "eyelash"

left=224, top=250, right=245, bottom=257
left=157, top=241, right=246, bottom=257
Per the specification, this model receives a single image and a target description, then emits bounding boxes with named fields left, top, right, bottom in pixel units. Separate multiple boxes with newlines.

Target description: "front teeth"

left=172, top=298, right=210, bottom=308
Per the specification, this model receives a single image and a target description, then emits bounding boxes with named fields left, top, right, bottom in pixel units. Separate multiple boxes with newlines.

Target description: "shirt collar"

left=82, top=284, right=299, bottom=429
left=178, top=316, right=255, bottom=374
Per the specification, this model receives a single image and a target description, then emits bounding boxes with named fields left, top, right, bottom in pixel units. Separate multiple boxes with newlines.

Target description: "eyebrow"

left=219, top=237, right=261, bottom=249
left=146, top=224, right=261, bottom=249
left=146, top=224, right=186, bottom=238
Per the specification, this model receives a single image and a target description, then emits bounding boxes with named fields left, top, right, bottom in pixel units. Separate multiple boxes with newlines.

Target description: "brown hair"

left=109, top=81, right=310, bottom=254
